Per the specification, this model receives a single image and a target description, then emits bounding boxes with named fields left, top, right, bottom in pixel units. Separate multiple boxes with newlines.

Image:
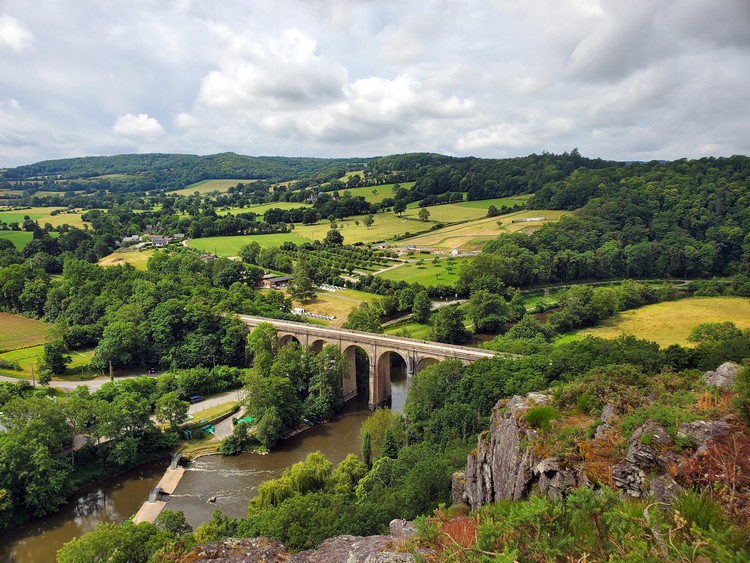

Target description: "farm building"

left=511, top=216, right=546, bottom=223
left=150, top=236, right=168, bottom=247
left=259, top=275, right=292, bottom=289
left=450, top=248, right=462, bottom=256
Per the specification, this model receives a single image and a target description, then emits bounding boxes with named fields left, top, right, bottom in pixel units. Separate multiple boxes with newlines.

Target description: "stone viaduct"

left=239, top=315, right=503, bottom=409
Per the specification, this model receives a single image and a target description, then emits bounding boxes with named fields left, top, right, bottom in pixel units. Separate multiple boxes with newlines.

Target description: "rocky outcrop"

left=184, top=520, right=419, bottom=562
left=703, top=361, right=740, bottom=389
left=456, top=393, right=585, bottom=510
left=678, top=420, right=730, bottom=450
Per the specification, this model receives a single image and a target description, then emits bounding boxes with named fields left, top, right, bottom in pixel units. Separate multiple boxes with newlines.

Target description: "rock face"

left=456, top=394, right=584, bottom=510
left=703, top=361, right=740, bottom=389
left=183, top=520, right=419, bottom=562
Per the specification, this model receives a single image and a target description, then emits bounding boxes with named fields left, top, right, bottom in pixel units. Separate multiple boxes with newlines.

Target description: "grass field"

left=187, top=233, right=311, bottom=256
left=0, top=312, right=54, bottom=352
left=403, top=209, right=567, bottom=251
left=0, top=230, right=34, bottom=249
left=289, top=287, right=377, bottom=327
left=0, top=206, right=88, bottom=229
left=0, top=345, right=95, bottom=378
left=295, top=213, right=431, bottom=245
left=334, top=182, right=416, bottom=205
left=168, top=179, right=254, bottom=196
left=215, top=201, right=311, bottom=216
left=384, top=320, right=434, bottom=340
left=377, top=256, right=469, bottom=287
left=574, top=296, right=750, bottom=347
left=457, top=194, right=533, bottom=208
left=98, top=248, right=156, bottom=270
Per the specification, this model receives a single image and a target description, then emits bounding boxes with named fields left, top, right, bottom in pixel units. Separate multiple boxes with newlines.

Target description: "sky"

left=1, top=0, right=749, bottom=167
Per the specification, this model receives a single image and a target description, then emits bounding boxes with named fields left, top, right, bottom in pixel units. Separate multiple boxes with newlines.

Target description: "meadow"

left=0, top=206, right=88, bottom=229
left=573, top=296, right=750, bottom=347
left=0, top=345, right=95, bottom=379
left=0, top=230, right=34, bottom=249
left=168, top=179, right=254, bottom=196
left=215, top=201, right=311, bottom=216
left=0, top=312, right=54, bottom=352
left=335, top=182, right=416, bottom=204
left=293, top=213, right=431, bottom=245
left=187, top=233, right=311, bottom=256
left=98, top=248, right=156, bottom=270
left=376, top=255, right=469, bottom=287
left=288, top=287, right=377, bottom=328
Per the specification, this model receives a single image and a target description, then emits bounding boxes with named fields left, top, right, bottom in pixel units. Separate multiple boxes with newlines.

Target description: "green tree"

left=154, top=392, right=189, bottom=431
left=239, top=241, right=261, bottom=264
left=247, top=322, right=277, bottom=377
left=342, top=302, right=383, bottom=333
left=155, top=509, right=192, bottom=535
left=363, top=214, right=375, bottom=229
left=418, top=207, right=430, bottom=222
left=92, top=320, right=147, bottom=369
left=42, top=340, right=71, bottom=375
left=393, top=201, right=407, bottom=216
left=362, top=431, right=372, bottom=469
left=381, top=427, right=399, bottom=459
left=411, top=290, right=432, bottom=323
left=289, top=258, right=316, bottom=303
left=467, top=289, right=509, bottom=333
left=324, top=229, right=344, bottom=246
left=431, top=305, right=471, bottom=344
left=57, top=520, right=168, bottom=563
left=359, top=408, right=406, bottom=459
left=245, top=374, right=302, bottom=433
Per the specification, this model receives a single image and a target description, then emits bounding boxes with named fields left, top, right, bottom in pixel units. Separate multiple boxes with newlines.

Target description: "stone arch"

left=342, top=344, right=371, bottom=402
left=373, top=350, right=407, bottom=408
left=278, top=333, right=301, bottom=348
left=309, top=339, right=327, bottom=354
left=415, top=356, right=440, bottom=373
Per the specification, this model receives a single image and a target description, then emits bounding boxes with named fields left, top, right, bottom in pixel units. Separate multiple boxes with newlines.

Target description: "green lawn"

left=377, top=256, right=469, bottom=287
left=0, top=230, right=34, bottom=249
left=187, top=233, right=311, bottom=256
left=384, top=320, right=434, bottom=340
left=0, top=346, right=95, bottom=378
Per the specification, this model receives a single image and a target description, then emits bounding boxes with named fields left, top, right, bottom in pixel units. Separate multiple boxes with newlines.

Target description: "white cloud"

left=0, top=14, right=33, bottom=52
left=113, top=113, right=166, bottom=138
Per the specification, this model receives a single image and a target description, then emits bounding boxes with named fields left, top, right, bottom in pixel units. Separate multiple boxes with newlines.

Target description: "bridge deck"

left=238, top=315, right=508, bottom=359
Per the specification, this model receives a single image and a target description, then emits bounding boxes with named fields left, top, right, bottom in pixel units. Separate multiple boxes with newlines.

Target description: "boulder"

left=534, top=458, right=582, bottom=502
left=677, top=420, right=730, bottom=449
left=703, top=362, right=740, bottom=389
left=389, top=519, right=417, bottom=539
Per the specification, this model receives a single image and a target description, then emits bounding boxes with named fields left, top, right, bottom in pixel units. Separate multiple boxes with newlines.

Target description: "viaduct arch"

left=240, top=315, right=504, bottom=409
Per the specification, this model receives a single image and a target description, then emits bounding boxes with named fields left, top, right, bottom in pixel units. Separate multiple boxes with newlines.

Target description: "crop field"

left=377, top=256, right=470, bottom=286
left=215, top=201, right=310, bottom=216
left=335, top=182, right=416, bottom=204
left=403, top=209, right=566, bottom=251
left=288, top=287, right=377, bottom=327
left=0, top=345, right=95, bottom=378
left=98, top=248, right=155, bottom=270
left=575, top=297, right=750, bottom=347
left=0, top=206, right=88, bottom=229
left=187, top=233, right=311, bottom=256
left=168, top=179, right=254, bottom=196
left=0, top=312, right=54, bottom=352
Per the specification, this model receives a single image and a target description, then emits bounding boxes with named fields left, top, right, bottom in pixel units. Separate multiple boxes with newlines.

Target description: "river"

left=0, top=367, right=407, bottom=561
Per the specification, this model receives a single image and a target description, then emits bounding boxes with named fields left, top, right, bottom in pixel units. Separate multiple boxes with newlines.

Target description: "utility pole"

left=31, top=363, right=35, bottom=387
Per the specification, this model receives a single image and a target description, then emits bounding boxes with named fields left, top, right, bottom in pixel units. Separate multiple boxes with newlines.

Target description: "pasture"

left=335, top=182, right=416, bottom=205
left=187, top=233, right=311, bottom=256
left=288, top=287, right=377, bottom=327
left=168, top=179, right=253, bottom=196
left=0, top=345, right=95, bottom=378
left=0, top=230, right=34, bottom=249
left=403, top=209, right=566, bottom=251
left=575, top=296, right=750, bottom=347
left=215, top=201, right=310, bottom=216
left=98, top=248, right=155, bottom=270
left=295, top=213, right=433, bottom=245
left=0, top=206, right=88, bottom=229
left=377, top=256, right=469, bottom=287
left=0, top=312, right=54, bottom=352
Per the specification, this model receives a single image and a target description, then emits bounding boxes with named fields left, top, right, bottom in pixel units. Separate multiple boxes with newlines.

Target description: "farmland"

left=376, top=255, right=470, bottom=287
left=0, top=230, right=34, bottom=249
left=187, top=233, right=311, bottom=256
left=0, top=312, right=54, bottom=352
left=0, top=206, right=88, bottom=229
left=334, top=182, right=416, bottom=204
left=289, top=287, right=377, bottom=328
left=216, top=201, right=311, bottom=216
left=168, top=179, right=254, bottom=196
left=294, top=213, right=431, bottom=245
left=0, top=345, right=95, bottom=379
left=574, top=296, right=750, bottom=347
left=98, top=248, right=155, bottom=270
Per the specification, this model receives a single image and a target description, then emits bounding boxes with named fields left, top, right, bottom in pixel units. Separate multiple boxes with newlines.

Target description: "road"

left=0, top=372, right=160, bottom=393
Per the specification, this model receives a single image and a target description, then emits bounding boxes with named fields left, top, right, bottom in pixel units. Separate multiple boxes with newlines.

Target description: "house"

left=200, top=253, right=217, bottom=263
left=259, top=275, right=293, bottom=289
left=450, top=248, right=462, bottom=256
left=119, top=235, right=141, bottom=247
left=150, top=236, right=168, bottom=247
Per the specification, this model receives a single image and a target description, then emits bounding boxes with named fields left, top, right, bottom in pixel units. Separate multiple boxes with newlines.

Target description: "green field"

left=571, top=296, right=750, bottom=348
left=288, top=287, right=377, bottom=327
left=0, top=230, right=34, bottom=249
left=0, top=345, right=95, bottom=378
left=295, top=213, right=432, bottom=245
left=0, top=312, right=54, bottom=352
left=377, top=256, right=469, bottom=287
left=384, top=320, right=433, bottom=340
left=0, top=206, right=88, bottom=229
left=458, top=195, right=532, bottom=209
left=334, top=182, right=416, bottom=205
left=216, top=201, right=311, bottom=216
left=188, top=233, right=311, bottom=256
left=168, top=179, right=254, bottom=196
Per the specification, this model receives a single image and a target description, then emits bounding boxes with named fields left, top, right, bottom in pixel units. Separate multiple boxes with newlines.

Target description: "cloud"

left=113, top=114, right=166, bottom=138
left=0, top=14, right=33, bottom=52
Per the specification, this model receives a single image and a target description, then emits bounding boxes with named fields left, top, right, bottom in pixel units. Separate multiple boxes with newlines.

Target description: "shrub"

left=524, top=406, right=560, bottom=431
left=674, top=489, right=727, bottom=532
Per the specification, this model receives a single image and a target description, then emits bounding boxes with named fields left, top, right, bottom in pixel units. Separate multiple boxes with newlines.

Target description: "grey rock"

left=594, top=423, right=610, bottom=439
left=612, top=462, right=645, bottom=497
left=534, top=458, right=580, bottom=502
left=678, top=420, right=730, bottom=448
left=703, top=361, right=740, bottom=389
left=631, top=422, right=672, bottom=447
left=450, top=472, right=465, bottom=506
left=649, top=476, right=683, bottom=504
left=389, top=519, right=417, bottom=539
left=600, top=403, right=616, bottom=424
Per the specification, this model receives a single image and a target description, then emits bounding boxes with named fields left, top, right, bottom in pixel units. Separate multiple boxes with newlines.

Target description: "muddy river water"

left=0, top=370, right=407, bottom=562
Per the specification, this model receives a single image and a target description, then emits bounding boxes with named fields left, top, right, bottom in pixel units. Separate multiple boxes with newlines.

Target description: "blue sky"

left=1, top=0, right=749, bottom=166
